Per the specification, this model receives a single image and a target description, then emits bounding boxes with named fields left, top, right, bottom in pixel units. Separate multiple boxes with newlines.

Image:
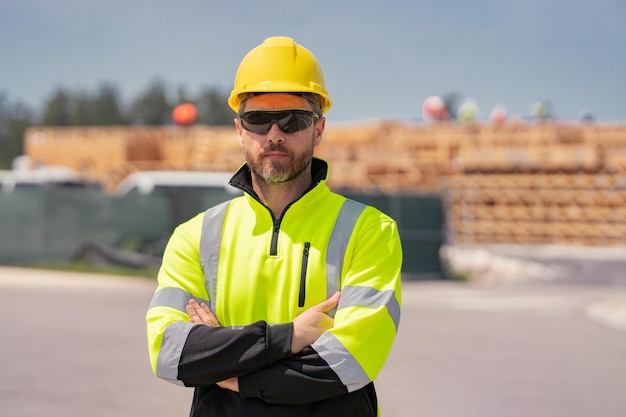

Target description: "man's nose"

left=266, top=122, right=285, bottom=143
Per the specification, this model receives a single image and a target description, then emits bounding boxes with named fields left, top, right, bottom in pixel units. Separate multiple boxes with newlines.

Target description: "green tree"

left=71, top=92, right=95, bottom=126
left=195, top=87, right=234, bottom=126
left=41, top=88, right=72, bottom=126
left=175, top=85, right=192, bottom=105
left=92, top=82, right=126, bottom=125
left=0, top=94, right=33, bottom=169
left=43, top=83, right=126, bottom=126
left=130, top=79, right=172, bottom=125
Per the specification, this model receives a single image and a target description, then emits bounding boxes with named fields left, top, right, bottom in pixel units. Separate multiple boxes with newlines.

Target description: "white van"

left=113, top=171, right=241, bottom=196
left=0, top=166, right=95, bottom=194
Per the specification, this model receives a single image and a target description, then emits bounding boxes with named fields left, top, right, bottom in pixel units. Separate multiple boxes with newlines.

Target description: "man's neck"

left=252, top=171, right=312, bottom=218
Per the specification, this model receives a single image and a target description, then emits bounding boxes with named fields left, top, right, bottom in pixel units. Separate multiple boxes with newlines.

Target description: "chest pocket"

left=199, top=199, right=365, bottom=316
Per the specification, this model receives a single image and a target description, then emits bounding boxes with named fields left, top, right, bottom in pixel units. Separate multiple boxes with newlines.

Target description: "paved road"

left=1, top=266, right=625, bottom=416
left=377, top=281, right=626, bottom=417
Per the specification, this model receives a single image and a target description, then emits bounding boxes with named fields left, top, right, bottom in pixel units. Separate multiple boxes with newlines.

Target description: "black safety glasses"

left=238, top=109, right=319, bottom=135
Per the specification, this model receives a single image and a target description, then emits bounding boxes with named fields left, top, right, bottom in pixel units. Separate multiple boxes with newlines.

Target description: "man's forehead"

left=243, top=93, right=312, bottom=110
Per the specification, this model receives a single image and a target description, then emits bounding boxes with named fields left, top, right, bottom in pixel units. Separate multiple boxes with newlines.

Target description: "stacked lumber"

left=446, top=173, right=626, bottom=246
left=22, top=121, right=626, bottom=246
left=441, top=123, right=626, bottom=246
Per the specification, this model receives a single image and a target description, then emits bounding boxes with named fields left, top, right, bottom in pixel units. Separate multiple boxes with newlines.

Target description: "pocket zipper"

left=298, top=242, right=310, bottom=307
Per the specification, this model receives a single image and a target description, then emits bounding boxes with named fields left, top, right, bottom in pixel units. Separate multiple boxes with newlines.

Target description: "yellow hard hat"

left=228, top=36, right=332, bottom=114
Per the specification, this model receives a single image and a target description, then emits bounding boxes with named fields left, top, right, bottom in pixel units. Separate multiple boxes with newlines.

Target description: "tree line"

left=0, top=79, right=234, bottom=169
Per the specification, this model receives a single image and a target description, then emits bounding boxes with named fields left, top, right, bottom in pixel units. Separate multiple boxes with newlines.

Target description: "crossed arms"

left=185, top=292, right=341, bottom=393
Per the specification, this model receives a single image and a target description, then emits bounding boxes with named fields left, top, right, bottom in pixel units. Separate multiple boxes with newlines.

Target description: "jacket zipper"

left=268, top=202, right=294, bottom=256
left=270, top=219, right=280, bottom=256
left=298, top=242, right=310, bottom=307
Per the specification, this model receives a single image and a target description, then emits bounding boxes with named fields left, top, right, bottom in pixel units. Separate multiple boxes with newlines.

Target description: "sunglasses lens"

left=239, top=110, right=318, bottom=134
left=239, top=112, right=274, bottom=134
left=281, top=112, right=314, bottom=133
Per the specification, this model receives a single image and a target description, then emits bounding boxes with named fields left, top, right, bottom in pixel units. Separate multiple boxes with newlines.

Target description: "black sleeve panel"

left=238, top=346, right=348, bottom=404
left=179, top=321, right=293, bottom=386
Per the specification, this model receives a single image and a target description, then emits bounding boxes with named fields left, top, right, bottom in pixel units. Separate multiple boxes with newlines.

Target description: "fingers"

left=186, top=299, right=221, bottom=326
left=186, top=300, right=201, bottom=323
left=317, top=291, right=341, bottom=313
left=291, top=293, right=340, bottom=354
left=216, top=377, right=239, bottom=392
left=186, top=300, right=199, bottom=320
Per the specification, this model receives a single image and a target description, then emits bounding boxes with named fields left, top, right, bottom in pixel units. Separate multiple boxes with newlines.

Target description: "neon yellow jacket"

left=146, top=158, right=402, bottom=416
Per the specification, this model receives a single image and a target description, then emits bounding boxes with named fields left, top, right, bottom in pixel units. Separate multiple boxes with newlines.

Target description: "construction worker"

left=146, top=36, right=403, bottom=417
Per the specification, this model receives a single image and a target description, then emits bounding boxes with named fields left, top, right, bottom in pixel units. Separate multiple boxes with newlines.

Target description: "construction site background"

left=22, top=120, right=626, bottom=247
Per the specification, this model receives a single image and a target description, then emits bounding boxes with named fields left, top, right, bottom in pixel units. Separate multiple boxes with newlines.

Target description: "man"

left=146, top=36, right=403, bottom=417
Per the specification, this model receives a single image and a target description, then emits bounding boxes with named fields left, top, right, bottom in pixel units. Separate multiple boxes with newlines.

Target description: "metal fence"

left=0, top=188, right=445, bottom=278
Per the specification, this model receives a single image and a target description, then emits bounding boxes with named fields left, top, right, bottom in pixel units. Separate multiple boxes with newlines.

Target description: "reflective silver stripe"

left=149, top=287, right=210, bottom=313
left=200, top=201, right=230, bottom=312
left=156, top=321, right=197, bottom=384
left=311, top=331, right=370, bottom=392
left=339, top=285, right=401, bottom=332
left=326, top=199, right=365, bottom=315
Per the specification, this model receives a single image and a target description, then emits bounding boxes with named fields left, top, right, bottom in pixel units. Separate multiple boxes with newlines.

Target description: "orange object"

left=172, top=103, right=198, bottom=126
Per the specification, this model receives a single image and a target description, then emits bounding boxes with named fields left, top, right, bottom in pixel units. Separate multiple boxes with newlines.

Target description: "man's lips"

left=262, top=152, right=288, bottom=158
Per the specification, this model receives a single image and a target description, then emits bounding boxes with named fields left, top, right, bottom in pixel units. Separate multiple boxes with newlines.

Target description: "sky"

left=1, top=0, right=625, bottom=124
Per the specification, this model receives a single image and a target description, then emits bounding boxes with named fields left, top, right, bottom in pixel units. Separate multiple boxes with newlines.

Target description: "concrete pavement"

left=1, top=265, right=625, bottom=416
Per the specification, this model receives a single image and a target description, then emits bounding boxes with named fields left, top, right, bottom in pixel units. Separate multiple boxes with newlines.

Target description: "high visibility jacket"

left=146, top=158, right=402, bottom=417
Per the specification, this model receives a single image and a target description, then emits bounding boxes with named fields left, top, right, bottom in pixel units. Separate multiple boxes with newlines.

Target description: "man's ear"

left=314, top=117, right=325, bottom=146
left=234, top=118, right=244, bottom=145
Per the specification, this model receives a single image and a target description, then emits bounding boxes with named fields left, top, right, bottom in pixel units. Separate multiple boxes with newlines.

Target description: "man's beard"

left=246, top=139, right=314, bottom=185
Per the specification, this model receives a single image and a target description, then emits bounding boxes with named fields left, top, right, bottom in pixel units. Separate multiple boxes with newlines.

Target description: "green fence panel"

left=0, top=188, right=446, bottom=279
left=344, top=192, right=446, bottom=279
left=394, top=195, right=445, bottom=230
left=42, top=189, right=101, bottom=261
left=0, top=190, right=46, bottom=264
left=104, top=193, right=172, bottom=251
left=145, top=187, right=242, bottom=228
left=0, top=189, right=172, bottom=265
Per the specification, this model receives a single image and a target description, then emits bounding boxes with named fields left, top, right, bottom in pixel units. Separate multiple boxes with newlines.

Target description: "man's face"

left=235, top=93, right=325, bottom=185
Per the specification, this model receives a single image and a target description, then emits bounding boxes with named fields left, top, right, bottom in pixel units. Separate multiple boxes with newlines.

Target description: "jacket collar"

left=229, top=157, right=329, bottom=201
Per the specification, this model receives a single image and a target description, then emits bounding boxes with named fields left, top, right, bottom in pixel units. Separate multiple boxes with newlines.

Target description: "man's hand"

left=186, top=299, right=221, bottom=326
left=186, top=299, right=239, bottom=392
left=291, top=292, right=341, bottom=354
left=216, top=377, right=239, bottom=392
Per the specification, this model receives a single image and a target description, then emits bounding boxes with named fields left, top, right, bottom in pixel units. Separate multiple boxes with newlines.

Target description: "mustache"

left=262, top=144, right=290, bottom=154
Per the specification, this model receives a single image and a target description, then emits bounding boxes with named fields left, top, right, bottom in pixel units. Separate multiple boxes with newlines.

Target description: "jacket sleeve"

left=178, top=321, right=293, bottom=386
left=146, top=213, right=293, bottom=386
left=238, top=347, right=348, bottom=404
left=238, top=210, right=403, bottom=404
